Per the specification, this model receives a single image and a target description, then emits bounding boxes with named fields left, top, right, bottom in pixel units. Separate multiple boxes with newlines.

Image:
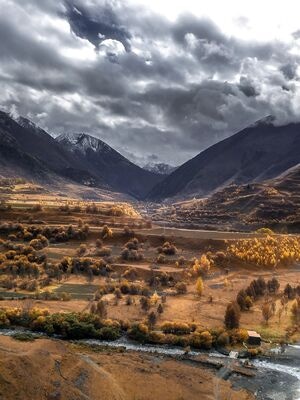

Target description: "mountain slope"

left=154, top=164, right=300, bottom=232
left=56, top=132, right=163, bottom=199
left=148, top=118, right=300, bottom=200
left=0, top=112, right=162, bottom=198
left=0, top=112, right=104, bottom=186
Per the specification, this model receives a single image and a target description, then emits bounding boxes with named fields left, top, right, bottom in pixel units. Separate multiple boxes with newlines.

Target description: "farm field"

left=0, top=195, right=297, bottom=395
left=0, top=188, right=300, bottom=342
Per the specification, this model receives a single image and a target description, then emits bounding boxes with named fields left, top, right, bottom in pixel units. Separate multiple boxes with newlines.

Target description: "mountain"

left=148, top=118, right=300, bottom=200
left=56, top=132, right=163, bottom=199
left=0, top=112, right=104, bottom=186
left=143, top=162, right=177, bottom=175
left=156, top=164, right=300, bottom=232
left=0, top=112, right=163, bottom=199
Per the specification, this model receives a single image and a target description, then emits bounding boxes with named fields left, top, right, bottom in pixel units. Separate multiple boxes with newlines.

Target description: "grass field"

left=0, top=289, right=28, bottom=299
left=52, top=283, right=100, bottom=300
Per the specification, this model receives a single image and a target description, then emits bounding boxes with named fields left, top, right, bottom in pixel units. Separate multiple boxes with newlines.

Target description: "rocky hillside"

left=148, top=118, right=300, bottom=201
left=56, top=132, right=163, bottom=199
left=153, top=164, right=300, bottom=232
left=0, top=112, right=162, bottom=199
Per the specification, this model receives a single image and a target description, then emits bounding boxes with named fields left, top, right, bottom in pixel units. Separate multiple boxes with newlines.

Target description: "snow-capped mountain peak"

left=56, top=132, right=112, bottom=154
left=143, top=162, right=177, bottom=175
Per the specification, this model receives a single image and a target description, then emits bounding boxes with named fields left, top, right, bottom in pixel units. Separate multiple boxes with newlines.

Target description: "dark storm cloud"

left=65, top=0, right=131, bottom=51
left=280, top=63, right=298, bottom=80
left=1, top=0, right=300, bottom=165
left=292, top=30, right=300, bottom=40
left=172, top=14, right=225, bottom=45
left=238, top=76, right=260, bottom=97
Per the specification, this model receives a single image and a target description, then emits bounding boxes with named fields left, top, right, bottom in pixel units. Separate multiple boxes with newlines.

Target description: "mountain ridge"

left=147, top=119, right=300, bottom=201
left=0, top=112, right=163, bottom=199
left=56, top=131, right=164, bottom=199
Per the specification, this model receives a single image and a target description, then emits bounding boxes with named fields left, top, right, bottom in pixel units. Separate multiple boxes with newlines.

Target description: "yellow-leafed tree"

left=196, top=277, right=204, bottom=296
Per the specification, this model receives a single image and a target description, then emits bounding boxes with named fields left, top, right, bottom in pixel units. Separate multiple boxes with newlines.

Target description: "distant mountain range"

left=148, top=117, right=300, bottom=201
left=0, top=112, right=163, bottom=199
left=1, top=111, right=300, bottom=203
left=143, top=162, right=177, bottom=175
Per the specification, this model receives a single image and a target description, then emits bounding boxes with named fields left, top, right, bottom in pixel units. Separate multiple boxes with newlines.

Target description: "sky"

left=1, top=0, right=300, bottom=166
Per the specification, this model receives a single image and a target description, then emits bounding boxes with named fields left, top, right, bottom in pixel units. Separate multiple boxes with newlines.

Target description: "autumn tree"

left=261, top=301, right=274, bottom=325
left=175, top=281, right=187, bottom=295
left=284, top=283, right=295, bottom=300
left=192, top=254, right=211, bottom=275
left=147, top=311, right=157, bottom=329
left=237, top=290, right=253, bottom=311
left=140, top=296, right=150, bottom=312
left=101, top=225, right=113, bottom=239
left=267, top=277, right=280, bottom=294
left=196, top=277, right=204, bottom=296
left=157, top=303, right=164, bottom=315
left=150, top=291, right=160, bottom=305
left=95, top=300, right=107, bottom=319
left=77, top=244, right=87, bottom=256
left=291, top=298, right=300, bottom=325
left=224, top=302, right=240, bottom=329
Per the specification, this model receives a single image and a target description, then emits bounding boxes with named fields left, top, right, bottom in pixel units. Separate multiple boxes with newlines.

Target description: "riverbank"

left=1, top=328, right=300, bottom=399
left=0, top=335, right=253, bottom=400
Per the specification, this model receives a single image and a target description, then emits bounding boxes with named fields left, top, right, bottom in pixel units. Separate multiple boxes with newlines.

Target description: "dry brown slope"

left=0, top=336, right=253, bottom=400
left=160, top=164, right=300, bottom=232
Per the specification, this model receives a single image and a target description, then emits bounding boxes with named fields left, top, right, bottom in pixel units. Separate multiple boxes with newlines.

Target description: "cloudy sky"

left=1, top=0, right=300, bottom=166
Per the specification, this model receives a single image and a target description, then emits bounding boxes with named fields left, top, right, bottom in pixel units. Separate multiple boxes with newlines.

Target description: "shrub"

left=126, top=296, right=133, bottom=306
left=121, top=248, right=143, bottom=261
left=160, top=321, right=191, bottom=335
left=77, top=244, right=87, bottom=256
left=177, top=256, right=185, bottom=266
left=122, top=268, right=138, bottom=281
left=230, top=328, right=248, bottom=344
left=158, top=242, right=177, bottom=256
left=175, top=281, right=187, bottom=295
left=123, top=226, right=135, bottom=237
left=124, top=238, right=140, bottom=250
left=190, top=330, right=213, bottom=349
left=192, top=254, right=211, bottom=275
left=96, top=247, right=112, bottom=257
left=60, top=292, right=71, bottom=301
left=128, top=323, right=149, bottom=343
left=156, top=254, right=166, bottom=264
left=101, top=225, right=113, bottom=239
left=140, top=296, right=150, bottom=312
left=256, top=228, right=275, bottom=235
left=157, top=303, right=163, bottom=314
left=98, top=326, right=120, bottom=341
left=217, top=331, right=230, bottom=346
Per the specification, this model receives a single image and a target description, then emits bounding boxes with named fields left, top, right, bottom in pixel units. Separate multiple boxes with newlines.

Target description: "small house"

left=247, top=330, right=261, bottom=346
left=229, top=351, right=239, bottom=359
